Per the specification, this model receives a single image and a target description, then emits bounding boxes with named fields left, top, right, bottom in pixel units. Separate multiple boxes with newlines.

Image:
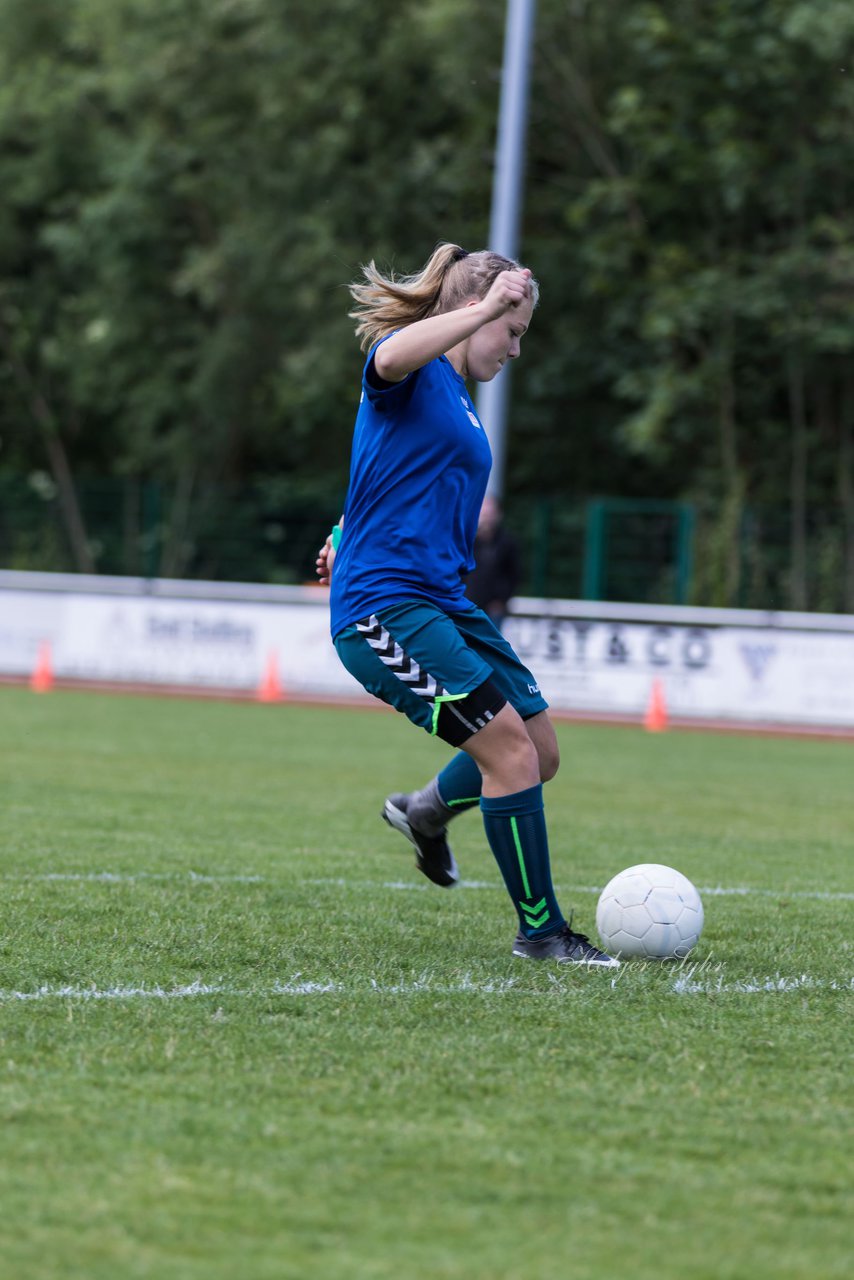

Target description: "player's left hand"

left=316, top=535, right=336, bottom=586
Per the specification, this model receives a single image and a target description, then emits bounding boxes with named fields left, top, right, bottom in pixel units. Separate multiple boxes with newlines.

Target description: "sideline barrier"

left=503, top=597, right=854, bottom=732
left=2, top=570, right=854, bottom=732
left=0, top=570, right=355, bottom=702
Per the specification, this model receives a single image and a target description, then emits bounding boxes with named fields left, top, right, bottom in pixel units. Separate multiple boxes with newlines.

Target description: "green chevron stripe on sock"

left=521, top=897, right=551, bottom=929
left=509, top=816, right=531, bottom=899
left=480, top=786, right=565, bottom=941
left=447, top=795, right=481, bottom=808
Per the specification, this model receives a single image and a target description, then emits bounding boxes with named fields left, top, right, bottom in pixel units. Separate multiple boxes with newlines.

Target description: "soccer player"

left=317, top=243, right=618, bottom=967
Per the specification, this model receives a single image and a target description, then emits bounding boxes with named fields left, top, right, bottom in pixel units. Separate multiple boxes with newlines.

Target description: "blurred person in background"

left=464, top=493, right=520, bottom=631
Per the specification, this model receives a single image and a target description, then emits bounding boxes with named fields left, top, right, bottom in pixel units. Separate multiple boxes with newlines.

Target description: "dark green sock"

left=436, top=752, right=482, bottom=813
left=480, top=784, right=565, bottom=939
left=405, top=753, right=482, bottom=836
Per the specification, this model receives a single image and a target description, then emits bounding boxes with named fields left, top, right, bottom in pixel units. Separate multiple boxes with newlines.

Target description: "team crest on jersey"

left=460, top=394, right=482, bottom=429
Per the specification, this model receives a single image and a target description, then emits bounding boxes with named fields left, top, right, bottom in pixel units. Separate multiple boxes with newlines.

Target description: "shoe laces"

left=564, top=913, right=592, bottom=946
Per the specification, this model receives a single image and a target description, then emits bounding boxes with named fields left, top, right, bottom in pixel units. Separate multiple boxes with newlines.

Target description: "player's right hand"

left=479, top=269, right=533, bottom=320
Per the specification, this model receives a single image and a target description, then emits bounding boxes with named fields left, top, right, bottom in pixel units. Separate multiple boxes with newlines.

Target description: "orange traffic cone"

left=643, top=678, right=668, bottom=732
left=256, top=651, right=284, bottom=703
left=30, top=641, right=55, bottom=694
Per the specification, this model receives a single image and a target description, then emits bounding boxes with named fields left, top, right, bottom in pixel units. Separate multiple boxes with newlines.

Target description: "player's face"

left=464, top=296, right=534, bottom=382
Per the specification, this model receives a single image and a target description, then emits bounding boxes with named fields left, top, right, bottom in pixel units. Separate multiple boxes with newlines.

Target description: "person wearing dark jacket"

left=464, top=494, right=520, bottom=631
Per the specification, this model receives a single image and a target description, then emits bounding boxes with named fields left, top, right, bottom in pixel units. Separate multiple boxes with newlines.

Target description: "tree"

left=1, top=0, right=852, bottom=607
left=528, top=0, right=854, bottom=607
left=0, top=0, right=501, bottom=573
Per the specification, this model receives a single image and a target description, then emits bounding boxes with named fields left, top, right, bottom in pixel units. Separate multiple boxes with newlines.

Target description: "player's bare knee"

left=496, top=719, right=541, bottom=783
left=466, top=704, right=538, bottom=783
left=539, top=740, right=560, bottom=783
left=525, top=712, right=560, bottom=782
left=508, top=731, right=540, bottom=777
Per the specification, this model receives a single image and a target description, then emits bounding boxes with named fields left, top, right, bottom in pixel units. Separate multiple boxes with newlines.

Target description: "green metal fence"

left=0, top=475, right=343, bottom=586
left=580, top=499, right=695, bottom=604
left=1, top=474, right=851, bottom=612
left=502, top=496, right=849, bottom=612
left=504, top=497, right=694, bottom=604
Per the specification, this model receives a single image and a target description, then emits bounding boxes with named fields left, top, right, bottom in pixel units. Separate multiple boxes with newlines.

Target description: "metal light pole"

left=477, top=0, right=537, bottom=499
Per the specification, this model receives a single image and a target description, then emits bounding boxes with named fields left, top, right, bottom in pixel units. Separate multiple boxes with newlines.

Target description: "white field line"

left=11, top=871, right=267, bottom=884
left=303, top=877, right=854, bottom=902
left=671, top=973, right=854, bottom=995
left=5, top=872, right=854, bottom=902
left=1, top=971, right=852, bottom=1004
left=694, top=885, right=854, bottom=901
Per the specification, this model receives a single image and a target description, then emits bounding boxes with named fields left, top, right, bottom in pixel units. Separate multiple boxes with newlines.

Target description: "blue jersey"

left=329, top=340, right=492, bottom=637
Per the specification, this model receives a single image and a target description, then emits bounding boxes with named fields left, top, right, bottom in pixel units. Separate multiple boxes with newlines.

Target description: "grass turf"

left=0, top=686, right=852, bottom=1279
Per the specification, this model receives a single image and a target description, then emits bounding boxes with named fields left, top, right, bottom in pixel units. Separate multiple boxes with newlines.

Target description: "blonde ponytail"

left=349, top=242, right=539, bottom=352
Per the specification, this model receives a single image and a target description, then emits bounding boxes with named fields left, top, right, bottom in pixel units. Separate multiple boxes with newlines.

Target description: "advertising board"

left=3, top=571, right=854, bottom=730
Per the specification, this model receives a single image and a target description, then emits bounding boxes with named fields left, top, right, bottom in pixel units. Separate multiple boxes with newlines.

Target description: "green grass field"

left=1, top=686, right=852, bottom=1280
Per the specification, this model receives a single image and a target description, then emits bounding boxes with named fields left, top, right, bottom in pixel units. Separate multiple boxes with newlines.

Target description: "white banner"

left=2, top=571, right=854, bottom=729
left=0, top=576, right=365, bottom=700
left=504, top=612, right=854, bottom=727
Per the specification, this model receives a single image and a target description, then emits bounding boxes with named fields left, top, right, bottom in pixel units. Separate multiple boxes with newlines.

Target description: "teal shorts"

left=334, top=599, right=548, bottom=744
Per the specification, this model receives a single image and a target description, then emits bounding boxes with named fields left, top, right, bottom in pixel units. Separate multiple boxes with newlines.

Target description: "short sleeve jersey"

left=329, top=339, right=493, bottom=638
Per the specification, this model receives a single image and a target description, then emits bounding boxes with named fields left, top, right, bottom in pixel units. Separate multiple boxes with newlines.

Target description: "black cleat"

left=512, top=923, right=620, bottom=968
left=382, top=793, right=460, bottom=888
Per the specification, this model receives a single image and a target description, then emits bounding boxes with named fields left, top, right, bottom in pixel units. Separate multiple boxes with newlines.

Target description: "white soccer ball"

left=596, top=863, right=704, bottom=960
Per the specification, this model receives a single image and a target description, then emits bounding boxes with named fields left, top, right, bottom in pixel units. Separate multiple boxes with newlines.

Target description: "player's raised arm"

left=349, top=242, right=536, bottom=382
left=373, top=269, right=532, bottom=383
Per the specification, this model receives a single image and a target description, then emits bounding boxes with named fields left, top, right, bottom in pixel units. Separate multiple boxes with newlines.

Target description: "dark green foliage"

left=526, top=0, right=854, bottom=606
left=1, top=0, right=852, bottom=605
